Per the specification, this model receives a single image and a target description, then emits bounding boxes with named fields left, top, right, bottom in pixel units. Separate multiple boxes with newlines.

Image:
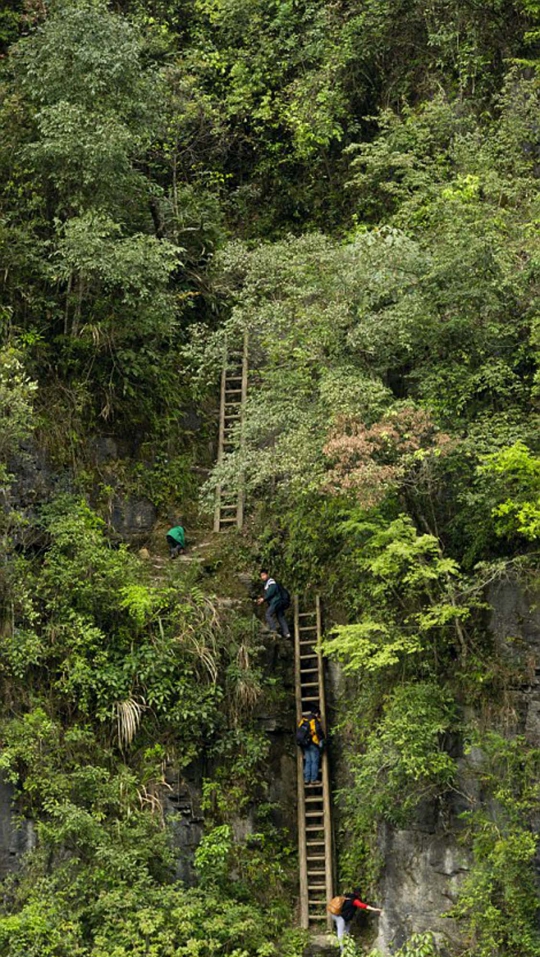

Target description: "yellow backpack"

left=327, top=895, right=346, bottom=916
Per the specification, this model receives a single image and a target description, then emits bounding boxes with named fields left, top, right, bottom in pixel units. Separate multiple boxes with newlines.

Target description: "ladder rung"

left=305, top=811, right=324, bottom=818
left=307, top=858, right=326, bottom=862
left=308, top=885, right=327, bottom=891
left=302, top=697, right=319, bottom=703
left=306, top=826, right=325, bottom=832
left=300, top=654, right=318, bottom=660
left=301, top=682, right=319, bottom=688
left=298, top=613, right=316, bottom=618
left=299, top=640, right=318, bottom=646
left=306, top=842, right=326, bottom=847
left=308, top=900, right=327, bottom=905
left=299, top=626, right=317, bottom=632
left=309, top=915, right=328, bottom=921
left=305, top=797, right=323, bottom=802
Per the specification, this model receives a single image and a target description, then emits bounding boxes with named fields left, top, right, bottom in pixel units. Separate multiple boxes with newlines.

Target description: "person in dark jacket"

left=331, top=889, right=382, bottom=949
left=256, top=569, right=291, bottom=638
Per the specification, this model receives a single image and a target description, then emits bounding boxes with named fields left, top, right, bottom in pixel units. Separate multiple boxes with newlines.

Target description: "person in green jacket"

left=166, top=524, right=185, bottom=558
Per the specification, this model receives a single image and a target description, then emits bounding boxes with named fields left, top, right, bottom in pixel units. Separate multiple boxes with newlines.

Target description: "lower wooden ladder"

left=294, top=595, right=334, bottom=929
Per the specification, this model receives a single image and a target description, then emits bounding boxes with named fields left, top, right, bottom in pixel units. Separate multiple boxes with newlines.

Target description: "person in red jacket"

left=332, top=889, right=382, bottom=949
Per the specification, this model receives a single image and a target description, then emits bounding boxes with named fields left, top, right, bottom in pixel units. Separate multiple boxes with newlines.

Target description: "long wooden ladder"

left=214, top=335, right=248, bottom=532
left=294, top=595, right=334, bottom=929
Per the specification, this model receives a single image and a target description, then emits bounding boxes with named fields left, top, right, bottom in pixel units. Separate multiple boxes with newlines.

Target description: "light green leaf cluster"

left=480, top=442, right=540, bottom=541
left=0, top=347, right=37, bottom=471
left=323, top=515, right=469, bottom=675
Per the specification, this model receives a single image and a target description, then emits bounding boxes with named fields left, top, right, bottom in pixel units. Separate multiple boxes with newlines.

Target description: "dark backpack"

left=277, top=583, right=291, bottom=609
left=296, top=718, right=312, bottom=748
left=340, top=895, right=357, bottom=922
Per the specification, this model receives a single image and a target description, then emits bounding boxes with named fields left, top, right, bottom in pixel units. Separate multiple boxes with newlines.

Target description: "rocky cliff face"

left=0, top=778, right=35, bottom=877
left=369, top=578, right=540, bottom=955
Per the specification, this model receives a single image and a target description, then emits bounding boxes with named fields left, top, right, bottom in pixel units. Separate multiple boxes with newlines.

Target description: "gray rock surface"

left=374, top=821, right=468, bottom=954
left=370, top=576, right=540, bottom=954
left=0, top=776, right=36, bottom=877
left=110, top=493, right=157, bottom=541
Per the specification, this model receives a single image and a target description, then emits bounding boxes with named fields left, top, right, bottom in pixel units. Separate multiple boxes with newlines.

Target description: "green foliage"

left=131, top=451, right=199, bottom=511
left=480, top=442, right=540, bottom=542
left=2, top=0, right=540, bottom=952
left=0, top=492, right=295, bottom=954
left=0, top=877, right=292, bottom=957
left=0, top=0, right=219, bottom=436
left=451, top=733, right=540, bottom=957
left=340, top=682, right=457, bottom=831
left=0, top=346, right=37, bottom=482
left=323, top=514, right=472, bottom=673
left=369, top=933, right=438, bottom=957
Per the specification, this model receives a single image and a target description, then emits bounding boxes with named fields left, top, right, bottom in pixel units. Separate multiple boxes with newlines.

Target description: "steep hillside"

left=2, top=1, right=540, bottom=955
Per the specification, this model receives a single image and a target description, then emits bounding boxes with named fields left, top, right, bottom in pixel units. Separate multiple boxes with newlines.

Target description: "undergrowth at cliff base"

left=0, top=496, right=299, bottom=956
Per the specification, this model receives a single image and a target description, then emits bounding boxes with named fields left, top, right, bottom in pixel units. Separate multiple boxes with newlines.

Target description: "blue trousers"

left=266, top=604, right=291, bottom=638
left=303, top=743, right=321, bottom=783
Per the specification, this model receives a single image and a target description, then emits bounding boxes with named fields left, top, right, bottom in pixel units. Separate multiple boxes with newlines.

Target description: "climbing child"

left=257, top=569, right=291, bottom=639
left=327, top=889, right=382, bottom=950
left=166, top=523, right=185, bottom=558
left=296, top=707, right=325, bottom=784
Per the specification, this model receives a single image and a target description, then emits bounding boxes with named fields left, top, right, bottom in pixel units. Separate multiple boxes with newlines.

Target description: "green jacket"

left=167, top=526, right=185, bottom=546
left=264, top=577, right=282, bottom=612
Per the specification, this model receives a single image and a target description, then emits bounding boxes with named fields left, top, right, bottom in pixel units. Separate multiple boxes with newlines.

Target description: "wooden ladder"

left=294, top=595, right=334, bottom=930
left=214, top=334, right=248, bottom=532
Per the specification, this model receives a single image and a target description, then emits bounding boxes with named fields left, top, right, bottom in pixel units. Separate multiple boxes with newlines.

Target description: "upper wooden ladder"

left=214, top=335, right=248, bottom=532
left=294, top=595, right=334, bottom=929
